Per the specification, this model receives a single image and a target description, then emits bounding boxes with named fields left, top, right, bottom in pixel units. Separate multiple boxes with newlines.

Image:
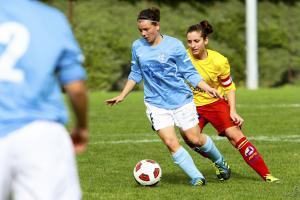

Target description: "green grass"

left=74, top=86, right=300, bottom=200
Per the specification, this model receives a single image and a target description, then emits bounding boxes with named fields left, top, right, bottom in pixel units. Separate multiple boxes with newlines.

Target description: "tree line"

left=46, top=0, right=300, bottom=90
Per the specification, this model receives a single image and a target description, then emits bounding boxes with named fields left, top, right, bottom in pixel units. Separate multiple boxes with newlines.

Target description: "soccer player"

left=106, top=7, right=230, bottom=186
left=0, top=0, right=88, bottom=199
left=184, top=20, right=279, bottom=182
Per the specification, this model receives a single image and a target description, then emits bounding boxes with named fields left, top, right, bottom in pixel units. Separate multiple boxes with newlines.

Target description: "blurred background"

left=43, top=0, right=300, bottom=91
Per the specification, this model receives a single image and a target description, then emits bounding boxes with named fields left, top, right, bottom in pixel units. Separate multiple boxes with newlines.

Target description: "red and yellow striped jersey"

left=187, top=49, right=236, bottom=106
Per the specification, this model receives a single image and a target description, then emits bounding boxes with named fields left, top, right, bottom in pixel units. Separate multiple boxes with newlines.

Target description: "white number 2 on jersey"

left=0, top=22, right=30, bottom=83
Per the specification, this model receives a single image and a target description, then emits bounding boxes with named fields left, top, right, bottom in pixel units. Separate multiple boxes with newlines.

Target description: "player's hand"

left=197, top=80, right=223, bottom=99
left=230, top=111, right=244, bottom=127
left=71, top=127, right=89, bottom=154
left=206, top=87, right=223, bottom=99
left=105, top=95, right=124, bottom=106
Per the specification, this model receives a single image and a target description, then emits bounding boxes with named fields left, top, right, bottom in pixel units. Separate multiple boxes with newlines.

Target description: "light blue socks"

left=172, top=146, right=204, bottom=180
left=195, top=135, right=223, bottom=165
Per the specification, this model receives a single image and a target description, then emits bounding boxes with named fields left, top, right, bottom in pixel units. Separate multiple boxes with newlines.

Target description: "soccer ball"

left=133, top=159, right=162, bottom=186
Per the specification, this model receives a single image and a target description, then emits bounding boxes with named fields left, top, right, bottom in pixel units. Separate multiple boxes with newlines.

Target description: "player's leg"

left=0, top=136, right=12, bottom=200
left=145, top=103, right=206, bottom=186
left=225, top=127, right=280, bottom=182
left=176, top=101, right=231, bottom=181
left=11, top=121, right=82, bottom=200
left=182, top=127, right=231, bottom=181
left=157, top=126, right=206, bottom=186
left=180, top=116, right=210, bottom=158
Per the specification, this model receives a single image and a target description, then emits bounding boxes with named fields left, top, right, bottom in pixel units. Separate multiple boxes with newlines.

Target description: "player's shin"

left=193, top=135, right=224, bottom=164
left=236, top=137, right=270, bottom=179
left=172, top=146, right=205, bottom=184
left=191, top=135, right=231, bottom=181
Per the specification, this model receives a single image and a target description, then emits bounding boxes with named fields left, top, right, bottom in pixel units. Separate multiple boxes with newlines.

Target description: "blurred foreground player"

left=0, top=0, right=88, bottom=199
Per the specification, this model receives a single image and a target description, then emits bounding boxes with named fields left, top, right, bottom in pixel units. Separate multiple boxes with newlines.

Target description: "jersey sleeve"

left=219, top=58, right=236, bottom=93
left=175, top=41, right=202, bottom=88
left=56, top=16, right=86, bottom=85
left=128, top=43, right=142, bottom=83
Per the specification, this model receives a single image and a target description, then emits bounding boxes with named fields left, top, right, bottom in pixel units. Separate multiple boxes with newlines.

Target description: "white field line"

left=90, top=134, right=300, bottom=145
left=236, top=103, right=300, bottom=108
left=92, top=103, right=299, bottom=145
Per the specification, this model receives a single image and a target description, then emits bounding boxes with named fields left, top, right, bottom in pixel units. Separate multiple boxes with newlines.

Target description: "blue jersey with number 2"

left=0, top=0, right=86, bottom=137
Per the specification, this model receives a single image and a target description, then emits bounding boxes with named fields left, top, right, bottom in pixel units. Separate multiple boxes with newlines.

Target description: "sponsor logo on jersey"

left=187, top=82, right=204, bottom=93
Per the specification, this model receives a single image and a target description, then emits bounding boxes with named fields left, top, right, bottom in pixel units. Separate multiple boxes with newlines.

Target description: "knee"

left=224, top=127, right=245, bottom=146
left=164, top=138, right=180, bottom=151
left=186, top=134, right=206, bottom=146
left=182, top=137, right=195, bottom=148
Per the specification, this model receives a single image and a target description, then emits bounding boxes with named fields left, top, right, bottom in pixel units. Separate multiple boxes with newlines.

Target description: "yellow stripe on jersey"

left=187, top=49, right=236, bottom=106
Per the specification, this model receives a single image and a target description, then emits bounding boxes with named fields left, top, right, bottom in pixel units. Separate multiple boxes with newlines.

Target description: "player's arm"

left=57, top=14, right=89, bottom=154
left=106, top=43, right=141, bottom=106
left=225, top=90, right=244, bottom=127
left=197, top=80, right=222, bottom=99
left=64, top=80, right=89, bottom=154
left=105, top=79, right=137, bottom=106
left=176, top=42, right=221, bottom=99
left=220, top=58, right=243, bottom=126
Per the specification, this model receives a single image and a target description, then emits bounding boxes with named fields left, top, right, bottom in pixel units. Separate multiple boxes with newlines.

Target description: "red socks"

left=236, top=137, right=269, bottom=179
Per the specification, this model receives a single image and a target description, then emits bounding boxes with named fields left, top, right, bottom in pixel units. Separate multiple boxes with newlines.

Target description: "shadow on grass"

left=160, top=172, right=189, bottom=185
left=161, top=170, right=261, bottom=185
left=132, top=169, right=263, bottom=189
left=230, top=171, right=261, bottom=182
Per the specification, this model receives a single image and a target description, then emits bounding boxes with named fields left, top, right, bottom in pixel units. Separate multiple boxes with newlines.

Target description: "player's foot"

left=265, top=174, right=280, bottom=183
left=213, top=159, right=231, bottom=181
left=190, top=177, right=206, bottom=186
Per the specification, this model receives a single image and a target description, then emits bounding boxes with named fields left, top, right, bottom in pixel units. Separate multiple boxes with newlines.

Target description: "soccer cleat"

left=265, top=174, right=280, bottom=183
left=190, top=177, right=207, bottom=186
left=213, top=159, right=231, bottom=181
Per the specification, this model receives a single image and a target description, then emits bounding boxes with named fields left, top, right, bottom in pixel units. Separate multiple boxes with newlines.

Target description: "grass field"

left=75, top=86, right=300, bottom=200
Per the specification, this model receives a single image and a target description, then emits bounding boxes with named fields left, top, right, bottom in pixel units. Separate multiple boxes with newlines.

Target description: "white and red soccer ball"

left=133, top=159, right=162, bottom=186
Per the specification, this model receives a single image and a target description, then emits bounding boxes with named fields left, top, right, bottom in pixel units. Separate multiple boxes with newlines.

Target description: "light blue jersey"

left=128, top=35, right=202, bottom=109
left=0, top=0, right=86, bottom=137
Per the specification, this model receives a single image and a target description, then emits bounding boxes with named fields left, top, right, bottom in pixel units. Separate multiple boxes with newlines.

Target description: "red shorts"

left=196, top=99, right=237, bottom=135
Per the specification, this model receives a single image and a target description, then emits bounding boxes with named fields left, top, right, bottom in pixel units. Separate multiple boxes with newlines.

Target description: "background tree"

left=47, top=0, right=300, bottom=90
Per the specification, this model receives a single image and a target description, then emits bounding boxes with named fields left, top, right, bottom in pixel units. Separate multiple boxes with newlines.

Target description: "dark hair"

left=186, top=20, right=213, bottom=38
left=137, top=7, right=160, bottom=24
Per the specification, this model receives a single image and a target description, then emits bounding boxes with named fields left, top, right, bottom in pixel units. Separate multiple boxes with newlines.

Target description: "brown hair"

left=137, top=7, right=160, bottom=24
left=186, top=20, right=213, bottom=38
